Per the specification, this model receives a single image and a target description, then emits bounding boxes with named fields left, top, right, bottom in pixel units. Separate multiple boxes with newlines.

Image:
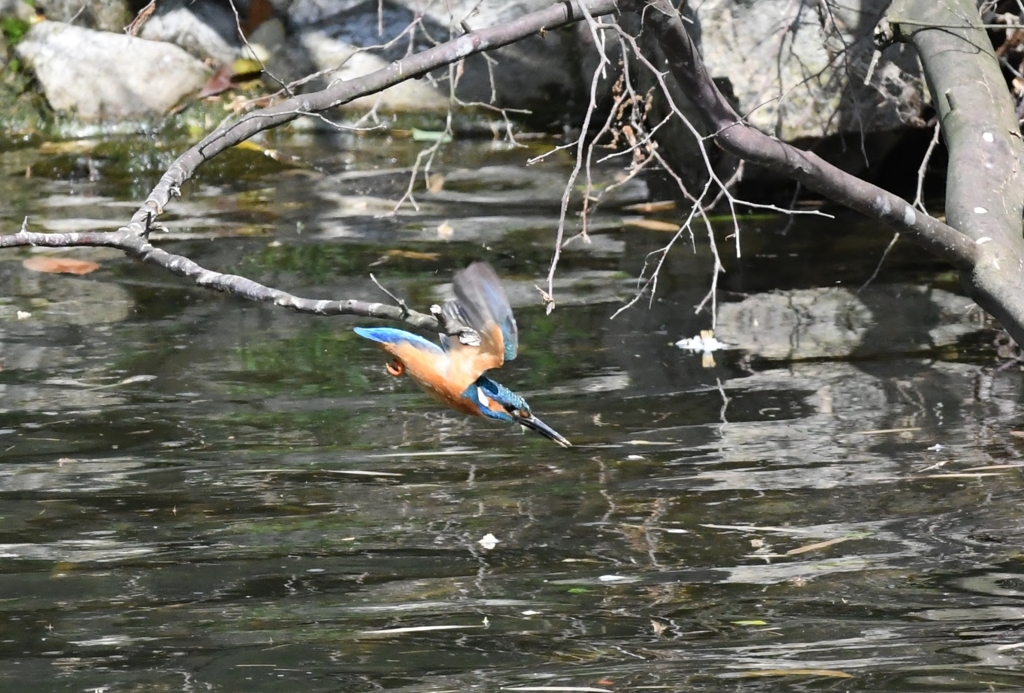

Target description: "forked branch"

left=0, top=0, right=620, bottom=333
left=624, top=0, right=976, bottom=271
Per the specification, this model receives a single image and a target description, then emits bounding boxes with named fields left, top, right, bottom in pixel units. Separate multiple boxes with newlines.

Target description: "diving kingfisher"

left=354, top=262, right=571, bottom=447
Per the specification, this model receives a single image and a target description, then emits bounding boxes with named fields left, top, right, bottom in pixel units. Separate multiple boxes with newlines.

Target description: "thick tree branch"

left=888, top=0, right=1024, bottom=345
left=624, top=0, right=976, bottom=272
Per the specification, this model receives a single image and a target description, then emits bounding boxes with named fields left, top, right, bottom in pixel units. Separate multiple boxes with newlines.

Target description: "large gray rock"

left=0, top=0, right=35, bottom=22
left=281, top=0, right=600, bottom=117
left=138, top=0, right=241, bottom=65
left=15, top=21, right=211, bottom=122
left=297, top=29, right=448, bottom=111
left=33, top=0, right=130, bottom=31
left=694, top=0, right=923, bottom=139
left=278, top=0, right=921, bottom=134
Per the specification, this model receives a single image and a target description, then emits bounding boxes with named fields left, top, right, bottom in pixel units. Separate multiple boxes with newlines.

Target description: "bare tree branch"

left=124, top=0, right=618, bottom=241
left=623, top=0, right=976, bottom=273
left=887, top=0, right=1024, bottom=345
left=0, top=0, right=621, bottom=333
left=2, top=219, right=438, bottom=329
left=9, top=0, right=1024, bottom=348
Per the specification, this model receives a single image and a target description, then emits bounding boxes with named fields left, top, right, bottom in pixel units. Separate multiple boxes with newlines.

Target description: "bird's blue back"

left=353, top=326, right=444, bottom=355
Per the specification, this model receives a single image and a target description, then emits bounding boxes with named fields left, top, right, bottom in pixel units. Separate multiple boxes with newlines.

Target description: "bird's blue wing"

left=354, top=327, right=444, bottom=355
left=452, top=262, right=519, bottom=362
left=475, top=375, right=529, bottom=413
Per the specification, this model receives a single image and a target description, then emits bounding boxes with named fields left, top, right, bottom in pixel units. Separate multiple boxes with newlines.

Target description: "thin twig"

left=857, top=233, right=900, bottom=294
left=914, top=119, right=942, bottom=214
left=370, top=273, right=411, bottom=317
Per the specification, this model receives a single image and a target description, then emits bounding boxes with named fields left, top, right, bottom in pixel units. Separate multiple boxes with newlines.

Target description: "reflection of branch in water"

left=716, top=377, right=730, bottom=434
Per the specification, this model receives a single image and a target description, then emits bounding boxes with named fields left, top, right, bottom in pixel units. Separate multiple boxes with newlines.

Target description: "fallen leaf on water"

left=411, top=128, right=452, bottom=143
left=624, top=218, right=681, bottom=232
left=198, top=65, right=235, bottom=98
left=502, top=688, right=613, bottom=692
left=427, top=173, right=445, bottom=193
left=624, top=200, right=677, bottom=213
left=23, top=257, right=100, bottom=275
left=855, top=427, right=920, bottom=435
left=737, top=669, right=853, bottom=679
left=359, top=624, right=484, bottom=636
left=234, top=140, right=279, bottom=159
left=437, top=221, right=454, bottom=239
left=786, top=536, right=850, bottom=556
left=384, top=249, right=440, bottom=261
left=731, top=620, right=767, bottom=626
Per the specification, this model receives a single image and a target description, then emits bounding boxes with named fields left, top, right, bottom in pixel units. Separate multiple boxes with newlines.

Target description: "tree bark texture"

left=629, top=0, right=1024, bottom=344
left=888, top=0, right=1024, bottom=345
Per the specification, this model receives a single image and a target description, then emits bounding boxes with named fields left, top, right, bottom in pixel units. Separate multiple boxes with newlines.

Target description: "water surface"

left=1, top=131, right=1023, bottom=692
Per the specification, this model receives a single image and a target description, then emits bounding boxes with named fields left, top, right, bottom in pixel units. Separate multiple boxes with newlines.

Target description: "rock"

left=138, top=0, right=240, bottom=65
left=33, top=0, right=130, bottom=31
left=136, top=2, right=321, bottom=93
left=282, top=0, right=603, bottom=118
left=297, top=29, right=448, bottom=112
left=0, top=0, right=36, bottom=22
left=15, top=21, right=211, bottom=122
left=694, top=0, right=923, bottom=140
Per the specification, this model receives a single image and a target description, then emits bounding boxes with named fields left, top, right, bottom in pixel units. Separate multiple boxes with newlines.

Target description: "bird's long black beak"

left=514, top=412, right=572, bottom=448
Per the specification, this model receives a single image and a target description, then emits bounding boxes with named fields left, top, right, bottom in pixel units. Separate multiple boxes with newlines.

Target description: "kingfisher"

left=354, top=262, right=571, bottom=447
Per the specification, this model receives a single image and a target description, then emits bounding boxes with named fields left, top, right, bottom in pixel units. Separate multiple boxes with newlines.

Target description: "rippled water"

left=2, top=131, right=1024, bottom=692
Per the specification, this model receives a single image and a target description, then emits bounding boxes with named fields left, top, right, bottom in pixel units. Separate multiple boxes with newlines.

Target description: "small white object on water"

left=598, top=574, right=631, bottom=582
left=478, top=533, right=499, bottom=550
left=927, top=443, right=944, bottom=452
left=676, top=329, right=731, bottom=353
left=16, top=311, right=31, bottom=320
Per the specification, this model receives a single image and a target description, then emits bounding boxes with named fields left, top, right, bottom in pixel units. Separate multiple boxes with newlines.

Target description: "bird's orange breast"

left=383, top=341, right=483, bottom=417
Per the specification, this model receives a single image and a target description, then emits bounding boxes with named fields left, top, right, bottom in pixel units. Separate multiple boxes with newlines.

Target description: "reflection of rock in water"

left=0, top=457, right=148, bottom=495
left=716, top=287, right=871, bottom=360
left=715, top=285, right=979, bottom=361
left=0, top=269, right=135, bottom=413
left=310, top=163, right=647, bottom=244
left=2, top=271, right=132, bottom=326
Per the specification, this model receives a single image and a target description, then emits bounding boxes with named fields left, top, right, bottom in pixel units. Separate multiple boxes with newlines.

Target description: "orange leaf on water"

left=22, top=257, right=100, bottom=275
left=624, top=218, right=681, bottom=232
